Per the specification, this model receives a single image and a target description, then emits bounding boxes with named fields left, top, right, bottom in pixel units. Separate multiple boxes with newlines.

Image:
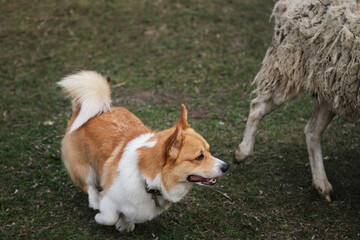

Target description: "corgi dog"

left=58, top=71, right=229, bottom=232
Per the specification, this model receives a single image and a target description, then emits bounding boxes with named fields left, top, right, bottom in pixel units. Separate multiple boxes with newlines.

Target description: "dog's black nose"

left=221, top=163, right=229, bottom=173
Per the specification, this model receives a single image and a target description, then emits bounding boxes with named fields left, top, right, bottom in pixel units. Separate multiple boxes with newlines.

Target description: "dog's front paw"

left=95, top=212, right=119, bottom=226
left=115, top=219, right=135, bottom=232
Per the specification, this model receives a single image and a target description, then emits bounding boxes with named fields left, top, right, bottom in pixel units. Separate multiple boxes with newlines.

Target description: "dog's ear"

left=165, top=126, right=183, bottom=159
left=176, top=104, right=190, bottom=129
left=164, top=105, right=189, bottom=160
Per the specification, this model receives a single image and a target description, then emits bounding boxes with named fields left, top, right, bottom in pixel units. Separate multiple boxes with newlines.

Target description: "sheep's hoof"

left=233, top=150, right=243, bottom=164
left=233, top=149, right=251, bottom=164
left=313, top=181, right=333, bottom=202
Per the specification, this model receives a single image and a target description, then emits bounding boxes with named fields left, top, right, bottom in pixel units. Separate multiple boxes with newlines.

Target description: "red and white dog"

left=58, top=71, right=228, bottom=232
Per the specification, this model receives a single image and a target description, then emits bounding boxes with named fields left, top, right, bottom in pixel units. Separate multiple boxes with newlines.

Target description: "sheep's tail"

left=57, top=71, right=112, bottom=133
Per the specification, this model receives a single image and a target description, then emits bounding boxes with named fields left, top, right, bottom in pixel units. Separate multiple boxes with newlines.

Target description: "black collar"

left=145, top=181, right=162, bottom=207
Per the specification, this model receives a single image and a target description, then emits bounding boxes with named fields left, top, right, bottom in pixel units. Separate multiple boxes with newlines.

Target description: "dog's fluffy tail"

left=58, top=71, right=112, bottom=133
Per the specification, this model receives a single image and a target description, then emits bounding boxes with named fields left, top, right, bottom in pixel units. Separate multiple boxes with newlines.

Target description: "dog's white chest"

left=100, top=133, right=168, bottom=223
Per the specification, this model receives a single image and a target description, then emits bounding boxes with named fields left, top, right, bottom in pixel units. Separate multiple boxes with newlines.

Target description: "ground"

left=1, top=0, right=360, bottom=239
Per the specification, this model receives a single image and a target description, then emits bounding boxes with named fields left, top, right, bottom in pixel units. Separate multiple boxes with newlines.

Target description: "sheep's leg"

left=304, top=99, right=335, bottom=201
left=234, top=96, right=285, bottom=163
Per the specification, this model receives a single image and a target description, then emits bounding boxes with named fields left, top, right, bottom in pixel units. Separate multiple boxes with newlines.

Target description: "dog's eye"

left=195, top=154, right=204, bottom=161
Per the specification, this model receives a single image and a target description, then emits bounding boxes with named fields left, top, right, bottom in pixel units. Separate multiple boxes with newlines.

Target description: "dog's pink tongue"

left=189, top=175, right=217, bottom=185
left=190, top=176, right=205, bottom=181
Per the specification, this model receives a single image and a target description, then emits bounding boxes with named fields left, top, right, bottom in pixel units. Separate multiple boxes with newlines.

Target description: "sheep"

left=234, top=0, right=360, bottom=201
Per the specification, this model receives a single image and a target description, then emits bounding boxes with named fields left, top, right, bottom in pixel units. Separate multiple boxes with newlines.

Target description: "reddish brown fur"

left=62, top=107, right=151, bottom=192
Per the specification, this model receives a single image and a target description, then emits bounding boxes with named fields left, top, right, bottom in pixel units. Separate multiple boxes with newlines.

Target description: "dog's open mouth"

left=187, top=175, right=217, bottom=186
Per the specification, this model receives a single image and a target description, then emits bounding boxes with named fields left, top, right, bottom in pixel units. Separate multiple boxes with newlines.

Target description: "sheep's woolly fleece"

left=255, top=0, right=360, bottom=119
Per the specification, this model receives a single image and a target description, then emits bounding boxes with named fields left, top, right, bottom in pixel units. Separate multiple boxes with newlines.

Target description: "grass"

left=1, top=0, right=360, bottom=239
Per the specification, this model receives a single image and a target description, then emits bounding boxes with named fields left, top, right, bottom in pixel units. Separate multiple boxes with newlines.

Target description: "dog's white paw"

left=95, top=213, right=119, bottom=226
left=94, top=213, right=103, bottom=224
left=115, top=219, right=135, bottom=233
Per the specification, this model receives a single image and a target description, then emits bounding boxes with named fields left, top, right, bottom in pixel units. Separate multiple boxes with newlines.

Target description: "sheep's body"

left=234, top=0, right=360, bottom=201
left=258, top=0, right=360, bottom=118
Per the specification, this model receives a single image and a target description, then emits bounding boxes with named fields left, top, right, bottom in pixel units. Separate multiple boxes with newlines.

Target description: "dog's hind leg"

left=65, top=161, right=101, bottom=210
left=234, top=90, right=293, bottom=163
left=304, top=99, right=335, bottom=201
left=61, top=136, right=101, bottom=209
left=85, top=168, right=101, bottom=210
